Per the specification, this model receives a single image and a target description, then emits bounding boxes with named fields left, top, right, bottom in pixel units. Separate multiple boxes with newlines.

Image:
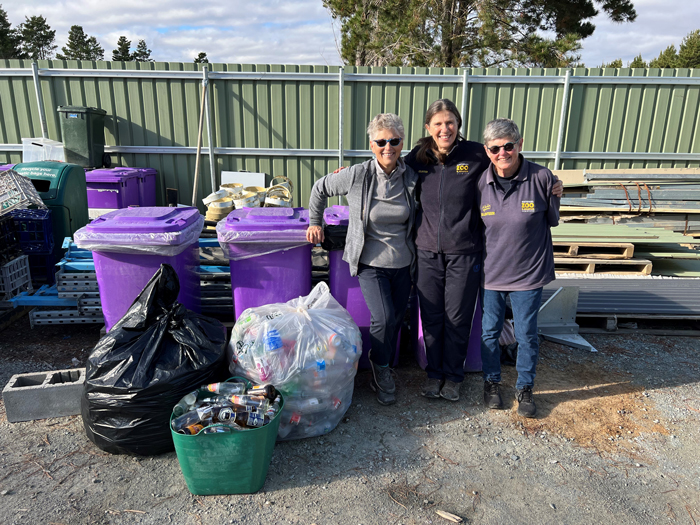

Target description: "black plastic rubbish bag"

left=321, top=224, right=348, bottom=251
left=81, top=264, right=227, bottom=455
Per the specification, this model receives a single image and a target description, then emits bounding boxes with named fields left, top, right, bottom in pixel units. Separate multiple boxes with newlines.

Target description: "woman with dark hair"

left=405, top=99, right=562, bottom=402
left=404, top=99, right=489, bottom=401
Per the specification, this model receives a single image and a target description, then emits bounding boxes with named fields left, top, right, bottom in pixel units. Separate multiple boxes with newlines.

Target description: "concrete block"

left=2, top=368, right=85, bottom=423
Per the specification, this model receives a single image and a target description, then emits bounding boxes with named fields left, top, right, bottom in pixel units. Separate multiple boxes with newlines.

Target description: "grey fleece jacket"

left=308, top=158, right=419, bottom=278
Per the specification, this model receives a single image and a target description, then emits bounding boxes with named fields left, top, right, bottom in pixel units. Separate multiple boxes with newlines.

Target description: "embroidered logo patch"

left=521, top=201, right=535, bottom=212
left=481, top=203, right=494, bottom=217
left=456, top=163, right=469, bottom=172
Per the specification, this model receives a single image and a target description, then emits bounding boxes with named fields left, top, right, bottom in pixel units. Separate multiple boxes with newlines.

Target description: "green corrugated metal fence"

left=1, top=61, right=699, bottom=208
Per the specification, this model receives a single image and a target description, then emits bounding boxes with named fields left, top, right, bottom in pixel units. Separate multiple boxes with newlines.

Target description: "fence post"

left=338, top=66, right=345, bottom=169
left=31, top=62, right=48, bottom=139
left=461, top=69, right=469, bottom=138
left=554, top=69, right=572, bottom=170
left=203, top=66, right=216, bottom=193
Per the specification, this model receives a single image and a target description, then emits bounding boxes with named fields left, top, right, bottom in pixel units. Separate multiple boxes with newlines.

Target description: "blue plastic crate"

left=27, top=251, right=57, bottom=285
left=10, top=209, right=54, bottom=254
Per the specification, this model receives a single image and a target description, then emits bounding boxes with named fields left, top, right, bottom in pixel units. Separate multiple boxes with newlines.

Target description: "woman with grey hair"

left=478, top=118, right=560, bottom=418
left=307, top=113, right=419, bottom=406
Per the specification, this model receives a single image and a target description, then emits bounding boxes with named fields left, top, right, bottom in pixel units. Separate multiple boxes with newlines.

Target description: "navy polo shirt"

left=477, top=157, right=560, bottom=291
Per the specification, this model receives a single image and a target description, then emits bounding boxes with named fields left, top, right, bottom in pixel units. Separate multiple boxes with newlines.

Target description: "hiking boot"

left=483, top=381, right=504, bottom=409
left=370, top=362, right=397, bottom=405
left=515, top=386, right=537, bottom=418
left=421, top=377, right=443, bottom=399
left=440, top=380, right=460, bottom=402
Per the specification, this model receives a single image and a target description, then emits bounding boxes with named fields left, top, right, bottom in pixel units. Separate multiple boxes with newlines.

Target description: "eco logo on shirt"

left=481, top=203, right=494, bottom=217
left=456, top=163, right=469, bottom=172
left=521, top=201, right=535, bottom=212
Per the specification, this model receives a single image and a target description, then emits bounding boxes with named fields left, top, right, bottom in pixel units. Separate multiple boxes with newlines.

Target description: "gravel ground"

left=1, top=314, right=699, bottom=525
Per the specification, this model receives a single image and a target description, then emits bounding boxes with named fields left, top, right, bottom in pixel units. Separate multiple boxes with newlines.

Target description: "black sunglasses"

left=372, top=137, right=402, bottom=147
left=486, top=142, right=517, bottom=154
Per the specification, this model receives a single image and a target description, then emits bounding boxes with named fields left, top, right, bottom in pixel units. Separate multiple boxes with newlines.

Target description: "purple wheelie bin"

left=74, top=207, right=203, bottom=331
left=86, top=168, right=140, bottom=209
left=135, top=168, right=158, bottom=206
left=324, top=205, right=399, bottom=370
left=217, top=207, right=311, bottom=320
left=410, top=290, right=482, bottom=372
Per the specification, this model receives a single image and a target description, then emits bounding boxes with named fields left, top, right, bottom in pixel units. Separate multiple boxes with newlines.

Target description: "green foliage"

left=323, top=0, right=636, bottom=67
left=112, top=36, right=132, bottom=62
left=649, top=45, right=678, bottom=69
left=56, top=25, right=104, bottom=61
left=194, top=52, right=209, bottom=64
left=599, top=58, right=623, bottom=68
left=629, top=54, right=647, bottom=68
left=0, top=4, right=25, bottom=59
left=678, top=29, right=700, bottom=68
left=18, top=15, right=56, bottom=60
left=132, top=39, right=153, bottom=62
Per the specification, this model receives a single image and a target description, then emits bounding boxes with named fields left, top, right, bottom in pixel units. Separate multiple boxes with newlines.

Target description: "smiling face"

left=485, top=137, right=523, bottom=178
left=425, top=110, right=458, bottom=154
left=369, top=128, right=403, bottom=174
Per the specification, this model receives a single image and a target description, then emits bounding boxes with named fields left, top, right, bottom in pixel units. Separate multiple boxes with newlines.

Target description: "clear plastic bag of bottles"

left=227, top=282, right=362, bottom=440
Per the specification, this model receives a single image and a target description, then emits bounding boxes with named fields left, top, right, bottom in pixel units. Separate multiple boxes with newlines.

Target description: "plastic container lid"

left=84, top=207, right=201, bottom=234
left=86, top=168, right=139, bottom=183
left=323, top=205, right=349, bottom=226
left=223, top=207, right=309, bottom=232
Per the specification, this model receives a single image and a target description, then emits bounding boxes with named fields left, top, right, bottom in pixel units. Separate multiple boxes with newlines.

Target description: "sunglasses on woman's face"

left=486, top=142, right=517, bottom=154
left=372, top=138, right=402, bottom=147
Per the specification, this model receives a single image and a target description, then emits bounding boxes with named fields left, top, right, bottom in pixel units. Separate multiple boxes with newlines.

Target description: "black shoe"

left=515, top=386, right=537, bottom=418
left=421, top=377, right=443, bottom=399
left=483, top=381, right=504, bottom=409
left=370, top=362, right=396, bottom=405
left=440, top=380, right=460, bottom=402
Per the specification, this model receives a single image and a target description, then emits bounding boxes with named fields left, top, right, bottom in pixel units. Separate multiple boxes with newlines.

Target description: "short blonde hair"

left=366, top=113, right=405, bottom=141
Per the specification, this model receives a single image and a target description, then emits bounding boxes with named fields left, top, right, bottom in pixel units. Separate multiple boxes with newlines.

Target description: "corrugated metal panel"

left=1, top=62, right=699, bottom=209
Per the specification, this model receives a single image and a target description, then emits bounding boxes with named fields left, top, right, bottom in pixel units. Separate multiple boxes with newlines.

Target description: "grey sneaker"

left=483, top=381, right=504, bottom=409
left=370, top=362, right=395, bottom=394
left=421, top=377, right=443, bottom=399
left=515, top=386, right=536, bottom=418
left=440, top=380, right=460, bottom=401
left=370, top=362, right=397, bottom=406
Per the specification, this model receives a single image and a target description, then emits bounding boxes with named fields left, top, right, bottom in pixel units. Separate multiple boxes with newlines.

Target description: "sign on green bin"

left=57, top=106, right=107, bottom=168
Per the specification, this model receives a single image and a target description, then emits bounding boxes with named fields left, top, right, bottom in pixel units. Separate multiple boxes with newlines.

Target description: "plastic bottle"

left=211, top=394, right=270, bottom=411
left=202, top=382, right=247, bottom=395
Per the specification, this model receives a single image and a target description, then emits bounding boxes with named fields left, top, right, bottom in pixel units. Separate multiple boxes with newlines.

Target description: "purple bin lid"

left=323, top=205, right=349, bottom=226
left=134, top=167, right=157, bottom=178
left=85, top=207, right=201, bottom=234
left=86, top=168, right=139, bottom=183
left=223, top=207, right=309, bottom=232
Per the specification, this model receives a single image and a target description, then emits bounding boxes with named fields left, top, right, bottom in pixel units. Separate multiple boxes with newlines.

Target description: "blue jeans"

left=480, top=287, right=543, bottom=390
left=356, top=264, right=412, bottom=367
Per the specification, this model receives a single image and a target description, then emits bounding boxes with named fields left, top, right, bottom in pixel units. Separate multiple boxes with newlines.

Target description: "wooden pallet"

left=552, top=242, right=635, bottom=259
left=554, top=257, right=652, bottom=275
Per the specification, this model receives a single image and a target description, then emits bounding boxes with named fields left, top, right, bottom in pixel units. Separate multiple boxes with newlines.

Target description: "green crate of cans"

left=170, top=379, right=284, bottom=495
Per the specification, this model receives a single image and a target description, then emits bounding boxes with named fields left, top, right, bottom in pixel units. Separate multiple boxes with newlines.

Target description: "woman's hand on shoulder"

left=306, top=225, right=324, bottom=244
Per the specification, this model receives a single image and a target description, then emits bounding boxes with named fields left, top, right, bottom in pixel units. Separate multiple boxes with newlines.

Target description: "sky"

left=2, top=0, right=697, bottom=68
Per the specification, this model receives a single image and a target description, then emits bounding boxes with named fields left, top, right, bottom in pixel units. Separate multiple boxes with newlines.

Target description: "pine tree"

left=0, top=4, right=25, bottom=59
left=194, top=52, right=209, bottom=64
left=112, top=36, right=132, bottom=61
left=18, top=15, right=56, bottom=60
left=599, top=58, right=623, bottom=68
left=678, top=30, right=700, bottom=68
left=132, top=39, right=152, bottom=62
left=629, top=54, right=647, bottom=68
left=649, top=45, right=678, bottom=69
left=55, top=25, right=104, bottom=60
